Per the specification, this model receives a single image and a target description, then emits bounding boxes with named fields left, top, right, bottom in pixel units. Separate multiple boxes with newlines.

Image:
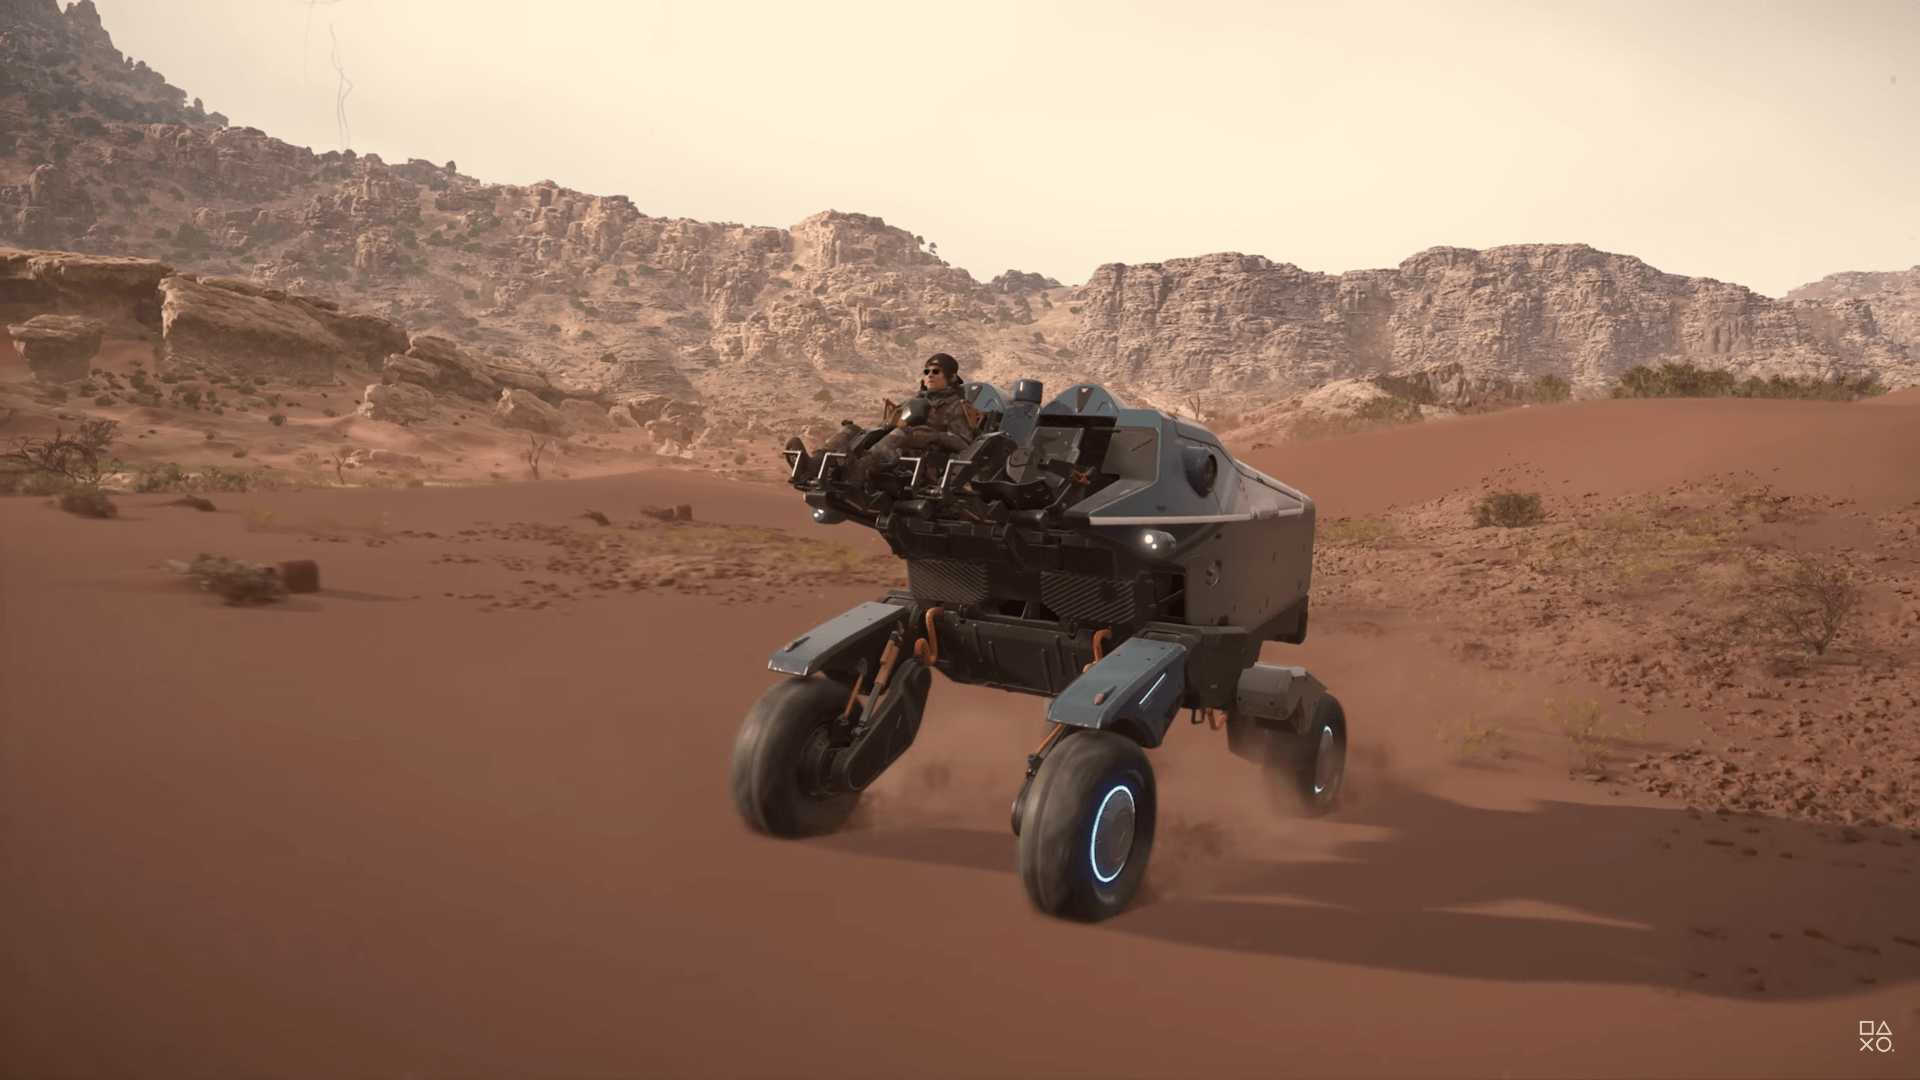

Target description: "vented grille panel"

left=908, top=559, right=989, bottom=604
left=1040, top=571, right=1135, bottom=625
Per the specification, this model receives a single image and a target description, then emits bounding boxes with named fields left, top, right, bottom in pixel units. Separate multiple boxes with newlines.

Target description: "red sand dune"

left=3, top=396, right=1917, bottom=1078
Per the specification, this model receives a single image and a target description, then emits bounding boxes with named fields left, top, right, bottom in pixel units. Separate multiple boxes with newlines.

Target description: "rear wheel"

left=730, top=676, right=860, bottom=838
left=1263, top=693, right=1347, bottom=817
left=1016, top=730, right=1156, bottom=922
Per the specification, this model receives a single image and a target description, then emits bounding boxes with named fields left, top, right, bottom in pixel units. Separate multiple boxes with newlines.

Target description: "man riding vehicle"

left=787, top=353, right=979, bottom=489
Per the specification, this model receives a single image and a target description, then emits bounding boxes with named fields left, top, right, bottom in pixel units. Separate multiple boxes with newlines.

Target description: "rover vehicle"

left=729, top=378, right=1345, bottom=921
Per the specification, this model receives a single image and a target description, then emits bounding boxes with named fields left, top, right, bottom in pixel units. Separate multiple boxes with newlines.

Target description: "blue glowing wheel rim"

left=1089, top=783, right=1136, bottom=884
left=1313, top=723, right=1342, bottom=796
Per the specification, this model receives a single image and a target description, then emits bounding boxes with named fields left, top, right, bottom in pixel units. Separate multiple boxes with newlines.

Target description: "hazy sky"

left=88, top=0, right=1918, bottom=296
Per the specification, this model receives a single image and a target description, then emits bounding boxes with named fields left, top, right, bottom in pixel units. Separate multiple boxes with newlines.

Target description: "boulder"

left=404, top=334, right=499, bottom=399
left=493, top=388, right=568, bottom=436
left=356, top=381, right=436, bottom=425
left=559, top=397, right=617, bottom=433
left=607, top=404, right=637, bottom=428
left=382, top=352, right=441, bottom=387
left=160, top=275, right=358, bottom=378
left=8, top=314, right=104, bottom=381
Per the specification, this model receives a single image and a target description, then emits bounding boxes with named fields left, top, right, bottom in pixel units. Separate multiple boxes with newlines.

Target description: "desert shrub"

left=0, top=467, right=80, bottom=496
left=1612, top=362, right=1885, bottom=401
left=1473, top=491, right=1546, bottom=528
left=1319, top=517, right=1398, bottom=545
left=172, top=554, right=288, bottom=606
left=59, top=490, right=117, bottom=518
left=1732, top=552, right=1859, bottom=658
left=1532, top=374, right=1572, bottom=403
left=1354, top=397, right=1423, bottom=425
left=268, top=412, right=286, bottom=426
left=93, top=394, right=115, bottom=406
left=231, top=448, right=248, bottom=458
left=3, top=420, right=120, bottom=486
left=45, top=386, right=67, bottom=403
left=1544, top=697, right=1645, bottom=772
left=813, top=388, right=833, bottom=403
left=1434, top=717, right=1509, bottom=760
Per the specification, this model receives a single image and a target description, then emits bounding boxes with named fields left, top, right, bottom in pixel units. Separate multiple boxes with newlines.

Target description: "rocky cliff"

left=1787, top=266, right=1920, bottom=360
left=1070, top=246, right=1918, bottom=401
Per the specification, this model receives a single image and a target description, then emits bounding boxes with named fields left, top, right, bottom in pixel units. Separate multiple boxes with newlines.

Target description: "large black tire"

left=730, top=676, right=860, bottom=838
left=1263, top=693, right=1347, bottom=817
left=1016, top=729, right=1156, bottom=922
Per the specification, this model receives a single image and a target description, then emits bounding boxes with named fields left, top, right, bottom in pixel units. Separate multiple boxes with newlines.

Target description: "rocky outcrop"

left=1072, top=246, right=1919, bottom=397
left=0, top=248, right=169, bottom=335
left=1788, top=266, right=1920, bottom=358
left=158, top=274, right=406, bottom=377
left=989, top=269, right=1062, bottom=294
left=7, top=313, right=103, bottom=380
left=356, top=381, right=436, bottom=425
left=493, top=388, right=567, bottom=436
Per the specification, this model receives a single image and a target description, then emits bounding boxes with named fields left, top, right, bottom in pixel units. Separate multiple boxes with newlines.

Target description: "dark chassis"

left=730, top=378, right=1345, bottom=921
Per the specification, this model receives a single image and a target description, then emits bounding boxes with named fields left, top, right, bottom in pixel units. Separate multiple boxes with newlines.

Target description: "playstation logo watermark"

left=1860, top=1021, right=1894, bottom=1053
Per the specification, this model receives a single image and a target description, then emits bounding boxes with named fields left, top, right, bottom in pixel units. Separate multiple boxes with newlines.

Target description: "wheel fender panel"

left=767, top=601, right=908, bottom=676
left=1045, top=637, right=1187, bottom=747
left=1235, top=663, right=1327, bottom=733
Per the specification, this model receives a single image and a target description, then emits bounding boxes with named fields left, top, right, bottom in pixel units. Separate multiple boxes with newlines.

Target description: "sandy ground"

left=3, top=396, right=1918, bottom=1078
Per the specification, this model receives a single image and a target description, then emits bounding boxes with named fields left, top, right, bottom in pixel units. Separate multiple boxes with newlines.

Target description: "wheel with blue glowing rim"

left=730, top=675, right=860, bottom=838
left=1267, top=693, right=1346, bottom=817
left=1016, top=729, right=1156, bottom=922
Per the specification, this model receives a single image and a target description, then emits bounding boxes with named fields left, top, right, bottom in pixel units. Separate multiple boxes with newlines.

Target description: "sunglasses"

left=923, top=369, right=946, bottom=376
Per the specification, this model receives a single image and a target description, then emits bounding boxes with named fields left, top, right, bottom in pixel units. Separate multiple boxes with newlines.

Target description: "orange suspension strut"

left=1081, top=628, right=1111, bottom=673
left=913, top=606, right=945, bottom=665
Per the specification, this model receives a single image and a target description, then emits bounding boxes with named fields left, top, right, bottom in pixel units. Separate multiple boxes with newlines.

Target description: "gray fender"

left=1225, top=662, right=1328, bottom=762
left=767, top=601, right=909, bottom=679
left=1045, top=637, right=1187, bottom=748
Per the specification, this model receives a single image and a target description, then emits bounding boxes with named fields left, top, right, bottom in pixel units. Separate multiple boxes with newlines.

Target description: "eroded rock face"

left=558, top=397, right=615, bottom=433
left=1788, top=266, right=1920, bottom=358
left=381, top=352, right=440, bottom=387
left=7, top=314, right=105, bottom=381
left=0, top=247, right=171, bottom=336
left=159, top=275, right=363, bottom=377
left=357, top=381, right=436, bottom=425
left=1072, top=246, right=1920, bottom=397
left=493, top=388, right=567, bottom=436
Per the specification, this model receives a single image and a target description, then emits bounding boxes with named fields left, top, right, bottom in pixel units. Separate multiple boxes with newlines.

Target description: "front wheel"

left=730, top=676, right=860, bottom=838
left=1016, top=730, right=1156, bottom=922
left=1264, top=693, right=1347, bottom=817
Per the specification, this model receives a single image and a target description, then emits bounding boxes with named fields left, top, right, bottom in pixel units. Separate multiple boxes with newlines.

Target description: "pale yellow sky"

left=88, top=0, right=1919, bottom=296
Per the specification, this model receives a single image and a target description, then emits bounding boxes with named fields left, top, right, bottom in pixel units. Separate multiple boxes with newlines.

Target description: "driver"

left=791, top=353, right=978, bottom=487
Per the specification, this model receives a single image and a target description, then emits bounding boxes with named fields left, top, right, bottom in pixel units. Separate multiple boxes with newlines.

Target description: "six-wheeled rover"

left=730, top=378, right=1345, bottom=921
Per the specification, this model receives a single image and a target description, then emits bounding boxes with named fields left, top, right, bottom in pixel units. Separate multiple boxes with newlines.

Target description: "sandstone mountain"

left=1786, top=265, right=1920, bottom=359
left=3, top=0, right=1915, bottom=462
left=1071, top=247, right=1919, bottom=402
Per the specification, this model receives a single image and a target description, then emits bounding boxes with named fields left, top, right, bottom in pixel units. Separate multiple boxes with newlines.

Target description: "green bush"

left=1473, top=491, right=1546, bottom=528
left=1354, top=397, right=1423, bottom=425
left=1532, top=374, right=1572, bottom=403
left=1611, top=362, right=1885, bottom=401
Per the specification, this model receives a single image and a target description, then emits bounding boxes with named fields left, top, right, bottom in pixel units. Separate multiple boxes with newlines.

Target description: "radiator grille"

left=907, top=559, right=989, bottom=604
left=1040, top=571, right=1136, bottom=625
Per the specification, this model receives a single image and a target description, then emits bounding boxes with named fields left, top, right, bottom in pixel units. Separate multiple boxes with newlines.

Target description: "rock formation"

left=1070, top=247, right=1918, bottom=400
left=1787, top=266, right=1920, bottom=358
left=6, top=312, right=101, bottom=380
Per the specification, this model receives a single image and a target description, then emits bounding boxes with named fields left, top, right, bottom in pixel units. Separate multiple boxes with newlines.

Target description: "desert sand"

left=3, top=393, right=1918, bottom=1078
